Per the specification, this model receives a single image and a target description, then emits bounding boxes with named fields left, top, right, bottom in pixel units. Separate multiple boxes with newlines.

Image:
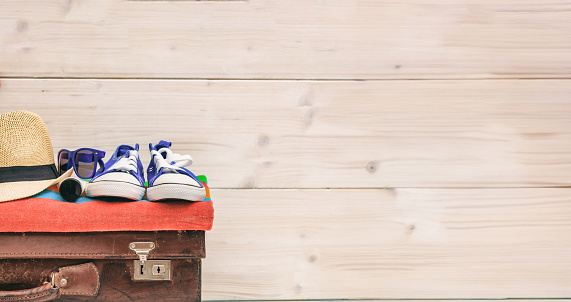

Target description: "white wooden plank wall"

left=1, top=0, right=571, bottom=79
left=1, top=79, right=571, bottom=188
left=1, top=0, right=571, bottom=300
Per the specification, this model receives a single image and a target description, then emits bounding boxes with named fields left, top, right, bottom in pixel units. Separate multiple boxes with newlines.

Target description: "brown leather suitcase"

left=0, top=231, right=205, bottom=301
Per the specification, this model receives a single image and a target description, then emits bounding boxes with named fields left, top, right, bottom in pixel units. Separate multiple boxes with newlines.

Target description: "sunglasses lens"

left=58, top=151, right=70, bottom=176
left=75, top=150, right=96, bottom=179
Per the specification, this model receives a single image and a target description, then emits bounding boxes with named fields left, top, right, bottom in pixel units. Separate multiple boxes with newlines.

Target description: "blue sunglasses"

left=57, top=148, right=106, bottom=179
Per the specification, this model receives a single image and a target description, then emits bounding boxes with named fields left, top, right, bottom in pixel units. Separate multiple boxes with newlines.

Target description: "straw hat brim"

left=0, top=168, right=73, bottom=202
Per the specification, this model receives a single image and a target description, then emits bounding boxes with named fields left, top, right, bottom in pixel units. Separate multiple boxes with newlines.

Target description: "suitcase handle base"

left=0, top=262, right=99, bottom=301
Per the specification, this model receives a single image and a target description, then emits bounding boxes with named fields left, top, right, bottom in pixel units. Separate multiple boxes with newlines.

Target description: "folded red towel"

left=0, top=186, right=214, bottom=232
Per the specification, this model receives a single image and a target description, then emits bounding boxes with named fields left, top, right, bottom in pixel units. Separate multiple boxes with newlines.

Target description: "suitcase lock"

left=129, top=242, right=172, bottom=281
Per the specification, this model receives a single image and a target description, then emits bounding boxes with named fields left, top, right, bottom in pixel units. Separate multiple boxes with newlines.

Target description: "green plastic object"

left=197, top=175, right=208, bottom=184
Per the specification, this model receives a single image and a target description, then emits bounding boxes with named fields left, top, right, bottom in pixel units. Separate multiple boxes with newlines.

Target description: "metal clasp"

left=129, top=242, right=155, bottom=263
left=129, top=242, right=171, bottom=281
left=134, top=260, right=171, bottom=281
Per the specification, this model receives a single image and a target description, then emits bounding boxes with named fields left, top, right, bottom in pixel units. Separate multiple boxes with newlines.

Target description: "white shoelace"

left=151, top=148, right=193, bottom=174
left=109, top=150, right=140, bottom=173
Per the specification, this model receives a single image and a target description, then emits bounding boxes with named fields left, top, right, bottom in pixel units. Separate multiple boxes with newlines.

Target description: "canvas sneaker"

left=86, top=144, right=146, bottom=200
left=146, top=140, right=206, bottom=202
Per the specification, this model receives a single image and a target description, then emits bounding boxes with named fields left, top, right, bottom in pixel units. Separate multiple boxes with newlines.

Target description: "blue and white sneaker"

left=85, top=144, right=146, bottom=200
left=146, top=140, right=206, bottom=202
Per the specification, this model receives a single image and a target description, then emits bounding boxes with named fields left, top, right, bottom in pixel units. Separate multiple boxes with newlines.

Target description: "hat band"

left=0, top=164, right=58, bottom=183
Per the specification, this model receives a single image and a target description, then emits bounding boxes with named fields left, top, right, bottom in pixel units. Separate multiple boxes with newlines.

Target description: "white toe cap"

left=92, top=172, right=140, bottom=186
left=152, top=173, right=202, bottom=187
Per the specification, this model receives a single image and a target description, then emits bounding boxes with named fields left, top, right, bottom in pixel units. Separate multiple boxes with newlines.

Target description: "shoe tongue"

left=155, top=140, right=172, bottom=150
left=116, top=145, right=135, bottom=157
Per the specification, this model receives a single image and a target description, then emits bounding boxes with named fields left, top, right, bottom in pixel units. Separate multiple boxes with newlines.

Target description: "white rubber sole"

left=86, top=181, right=146, bottom=200
left=147, top=183, right=206, bottom=202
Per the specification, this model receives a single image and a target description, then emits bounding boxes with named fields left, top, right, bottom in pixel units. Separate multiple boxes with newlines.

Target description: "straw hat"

left=0, top=111, right=72, bottom=202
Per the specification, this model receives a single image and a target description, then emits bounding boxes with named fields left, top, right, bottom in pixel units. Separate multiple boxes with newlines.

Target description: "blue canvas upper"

left=90, top=144, right=145, bottom=186
left=147, top=140, right=203, bottom=187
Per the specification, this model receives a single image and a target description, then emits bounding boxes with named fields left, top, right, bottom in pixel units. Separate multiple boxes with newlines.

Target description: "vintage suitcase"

left=0, top=187, right=214, bottom=301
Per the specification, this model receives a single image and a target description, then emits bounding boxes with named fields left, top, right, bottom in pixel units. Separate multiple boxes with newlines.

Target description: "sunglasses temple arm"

left=98, top=158, right=106, bottom=173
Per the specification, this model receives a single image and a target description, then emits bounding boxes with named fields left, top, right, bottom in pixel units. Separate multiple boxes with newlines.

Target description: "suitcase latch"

left=129, top=242, right=171, bottom=281
left=129, top=242, right=155, bottom=263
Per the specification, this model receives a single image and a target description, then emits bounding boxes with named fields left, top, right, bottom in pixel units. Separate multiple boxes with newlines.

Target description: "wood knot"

left=17, top=21, right=28, bottom=33
left=366, top=161, right=377, bottom=174
left=294, top=284, right=302, bottom=293
left=258, top=135, right=269, bottom=147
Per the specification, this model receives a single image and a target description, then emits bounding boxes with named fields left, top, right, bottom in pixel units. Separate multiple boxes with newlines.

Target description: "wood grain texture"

left=2, top=1, right=570, bottom=301
left=1, top=0, right=571, bottom=79
left=224, top=301, right=571, bottom=302
left=202, top=188, right=571, bottom=300
left=1, top=79, right=571, bottom=188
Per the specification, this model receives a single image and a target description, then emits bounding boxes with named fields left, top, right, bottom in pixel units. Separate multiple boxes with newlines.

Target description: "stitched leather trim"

left=0, top=253, right=199, bottom=257
left=0, top=283, right=59, bottom=301
left=55, top=263, right=99, bottom=297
